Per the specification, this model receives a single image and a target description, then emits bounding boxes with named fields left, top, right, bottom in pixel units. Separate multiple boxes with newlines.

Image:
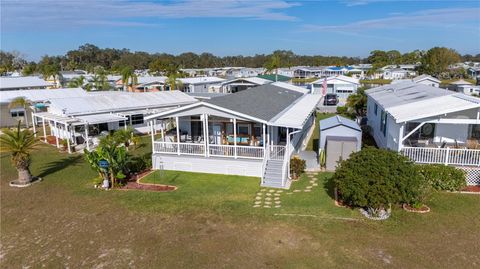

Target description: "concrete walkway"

left=298, top=150, right=319, bottom=171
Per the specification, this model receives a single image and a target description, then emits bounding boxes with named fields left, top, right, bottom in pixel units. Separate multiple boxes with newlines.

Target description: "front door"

left=212, top=124, right=222, bottom=144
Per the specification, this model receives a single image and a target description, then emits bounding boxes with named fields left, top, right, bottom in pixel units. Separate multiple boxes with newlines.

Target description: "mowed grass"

left=305, top=112, right=336, bottom=152
left=1, top=136, right=480, bottom=268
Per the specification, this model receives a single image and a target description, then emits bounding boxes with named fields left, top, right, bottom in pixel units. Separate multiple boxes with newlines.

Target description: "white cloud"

left=1, top=0, right=299, bottom=30
left=303, top=8, right=480, bottom=32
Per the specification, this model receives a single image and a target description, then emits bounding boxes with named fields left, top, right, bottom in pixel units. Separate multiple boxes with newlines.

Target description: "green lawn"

left=1, top=136, right=480, bottom=268
left=305, top=112, right=336, bottom=152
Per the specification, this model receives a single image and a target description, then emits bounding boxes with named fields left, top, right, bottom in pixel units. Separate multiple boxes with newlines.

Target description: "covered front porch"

left=399, top=117, right=480, bottom=167
left=150, top=114, right=288, bottom=160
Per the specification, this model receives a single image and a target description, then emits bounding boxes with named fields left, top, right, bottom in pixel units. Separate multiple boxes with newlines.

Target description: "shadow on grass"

left=37, top=155, right=84, bottom=178
left=312, top=138, right=319, bottom=153
left=322, top=174, right=336, bottom=201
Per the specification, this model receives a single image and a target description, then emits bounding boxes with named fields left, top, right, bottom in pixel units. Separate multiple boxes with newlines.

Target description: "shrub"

left=418, top=164, right=466, bottom=191
left=333, top=147, right=423, bottom=212
left=290, top=156, right=306, bottom=179
left=336, top=106, right=348, bottom=115
left=126, top=153, right=152, bottom=174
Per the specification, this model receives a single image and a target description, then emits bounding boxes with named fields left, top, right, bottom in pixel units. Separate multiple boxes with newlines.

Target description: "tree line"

left=1, top=44, right=478, bottom=78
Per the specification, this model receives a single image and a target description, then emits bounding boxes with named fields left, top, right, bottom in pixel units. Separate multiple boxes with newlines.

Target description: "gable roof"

left=206, top=84, right=304, bottom=121
left=450, top=79, right=473, bottom=85
left=0, top=76, right=53, bottom=90
left=311, top=75, right=359, bottom=85
left=319, top=115, right=361, bottom=132
left=412, top=74, right=441, bottom=83
left=221, top=77, right=272, bottom=86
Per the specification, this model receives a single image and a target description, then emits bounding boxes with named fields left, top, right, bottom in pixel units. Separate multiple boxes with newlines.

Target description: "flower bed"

left=121, top=170, right=177, bottom=192
left=402, top=203, right=431, bottom=213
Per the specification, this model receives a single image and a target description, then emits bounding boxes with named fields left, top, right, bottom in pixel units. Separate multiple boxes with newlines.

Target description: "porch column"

left=202, top=114, right=208, bottom=157
left=262, top=123, right=266, bottom=158
left=397, top=124, right=404, bottom=152
left=205, top=114, right=210, bottom=157
left=176, top=116, right=180, bottom=155
left=54, top=120, right=59, bottom=148
left=150, top=121, right=155, bottom=153
left=42, top=117, right=47, bottom=143
left=32, top=113, right=37, bottom=137
left=286, top=127, right=290, bottom=154
left=85, top=124, right=90, bottom=151
left=233, top=118, right=237, bottom=159
left=124, top=119, right=127, bottom=130
left=161, top=122, right=165, bottom=142
left=66, top=123, right=71, bottom=154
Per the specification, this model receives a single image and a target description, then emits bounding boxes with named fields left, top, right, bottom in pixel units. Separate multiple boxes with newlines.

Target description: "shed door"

left=325, top=140, right=358, bottom=171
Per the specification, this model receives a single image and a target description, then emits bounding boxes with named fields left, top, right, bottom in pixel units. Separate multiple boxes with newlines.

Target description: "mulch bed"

left=403, top=203, right=431, bottom=213
left=123, top=181, right=176, bottom=192
left=120, top=170, right=177, bottom=192
left=462, top=185, right=480, bottom=193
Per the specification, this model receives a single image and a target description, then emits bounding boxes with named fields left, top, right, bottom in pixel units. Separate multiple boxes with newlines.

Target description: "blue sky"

left=1, top=0, right=479, bottom=60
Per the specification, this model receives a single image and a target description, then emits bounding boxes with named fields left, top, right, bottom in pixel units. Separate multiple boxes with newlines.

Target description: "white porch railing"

left=401, top=147, right=480, bottom=166
left=270, top=145, right=286, bottom=160
left=153, top=141, right=205, bottom=156
left=154, top=141, right=265, bottom=159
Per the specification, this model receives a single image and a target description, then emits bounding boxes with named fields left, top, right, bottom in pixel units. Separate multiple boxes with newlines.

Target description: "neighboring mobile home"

left=0, top=76, right=54, bottom=91
left=0, top=88, right=87, bottom=128
left=146, top=83, right=321, bottom=188
left=311, top=75, right=360, bottom=102
left=366, top=81, right=480, bottom=185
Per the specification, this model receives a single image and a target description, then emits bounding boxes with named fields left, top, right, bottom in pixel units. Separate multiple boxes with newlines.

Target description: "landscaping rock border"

left=402, top=204, right=431, bottom=213
left=9, top=177, right=42, bottom=188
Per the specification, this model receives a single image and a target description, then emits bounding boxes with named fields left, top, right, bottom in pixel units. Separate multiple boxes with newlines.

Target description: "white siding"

left=152, top=154, right=262, bottom=177
left=319, top=125, right=362, bottom=152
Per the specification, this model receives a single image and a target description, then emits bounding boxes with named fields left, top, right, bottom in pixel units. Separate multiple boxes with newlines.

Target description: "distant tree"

left=40, top=64, right=60, bottom=87
left=92, top=66, right=110, bottom=91
left=0, top=122, right=38, bottom=186
left=165, top=73, right=183, bottom=91
left=419, top=47, right=461, bottom=78
left=149, top=59, right=165, bottom=75
left=22, top=62, right=37, bottom=76
left=8, top=97, right=31, bottom=128
left=67, top=75, right=86, bottom=88
left=264, top=54, right=281, bottom=82
left=346, top=87, right=368, bottom=117
left=120, top=67, right=137, bottom=91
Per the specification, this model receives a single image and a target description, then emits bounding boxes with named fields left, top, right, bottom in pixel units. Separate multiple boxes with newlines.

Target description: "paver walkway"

left=253, top=171, right=320, bottom=209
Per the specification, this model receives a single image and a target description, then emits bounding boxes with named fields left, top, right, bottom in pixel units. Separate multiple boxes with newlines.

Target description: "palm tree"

left=121, top=67, right=137, bottom=92
left=165, top=73, right=183, bottom=91
left=8, top=97, right=31, bottom=128
left=67, top=75, right=85, bottom=88
left=264, top=54, right=281, bottom=82
left=346, top=87, right=368, bottom=117
left=0, top=122, right=38, bottom=185
left=41, top=64, right=60, bottom=88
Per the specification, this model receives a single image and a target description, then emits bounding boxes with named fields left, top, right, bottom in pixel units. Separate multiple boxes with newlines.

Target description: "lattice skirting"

left=456, top=167, right=480, bottom=186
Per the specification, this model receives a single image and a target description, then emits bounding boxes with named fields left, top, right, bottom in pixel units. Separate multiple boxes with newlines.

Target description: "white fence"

left=401, top=147, right=480, bottom=167
left=154, top=141, right=268, bottom=160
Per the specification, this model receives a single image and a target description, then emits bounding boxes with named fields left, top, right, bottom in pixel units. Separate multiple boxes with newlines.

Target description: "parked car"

left=323, top=94, right=338, bottom=106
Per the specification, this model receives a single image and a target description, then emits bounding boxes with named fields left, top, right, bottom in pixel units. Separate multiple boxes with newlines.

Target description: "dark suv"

left=323, top=94, right=338, bottom=106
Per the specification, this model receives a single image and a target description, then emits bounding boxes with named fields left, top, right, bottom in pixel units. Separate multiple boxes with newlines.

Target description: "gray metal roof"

left=206, top=84, right=304, bottom=121
left=0, top=88, right=87, bottom=104
left=319, top=115, right=361, bottom=132
left=0, top=76, right=53, bottom=90
left=365, top=81, right=453, bottom=109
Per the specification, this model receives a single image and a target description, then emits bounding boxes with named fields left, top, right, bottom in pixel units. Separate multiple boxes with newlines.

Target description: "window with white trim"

left=10, top=108, right=25, bottom=117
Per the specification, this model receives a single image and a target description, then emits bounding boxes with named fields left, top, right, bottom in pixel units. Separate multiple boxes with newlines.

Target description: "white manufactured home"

left=146, top=83, right=321, bottom=188
left=366, top=81, right=480, bottom=185
left=23, top=90, right=197, bottom=153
